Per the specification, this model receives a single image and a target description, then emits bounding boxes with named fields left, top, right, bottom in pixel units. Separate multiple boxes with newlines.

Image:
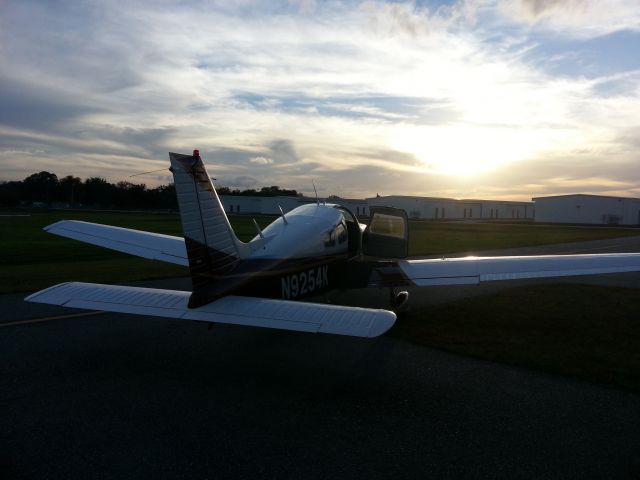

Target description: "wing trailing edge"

left=399, top=253, right=640, bottom=286
left=25, top=282, right=396, bottom=338
left=45, top=220, right=188, bottom=266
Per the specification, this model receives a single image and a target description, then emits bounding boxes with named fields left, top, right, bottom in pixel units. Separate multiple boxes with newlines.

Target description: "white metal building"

left=328, top=197, right=369, bottom=217
left=219, top=195, right=304, bottom=215
left=533, top=194, right=640, bottom=225
left=366, top=195, right=533, bottom=220
left=219, top=195, right=369, bottom=216
left=219, top=193, right=535, bottom=221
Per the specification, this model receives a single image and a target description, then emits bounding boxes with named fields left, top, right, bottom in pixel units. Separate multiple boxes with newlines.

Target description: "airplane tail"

left=169, top=151, right=249, bottom=299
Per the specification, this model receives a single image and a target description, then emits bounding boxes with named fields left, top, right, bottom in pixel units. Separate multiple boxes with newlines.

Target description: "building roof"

left=366, top=195, right=532, bottom=205
left=532, top=194, right=640, bottom=201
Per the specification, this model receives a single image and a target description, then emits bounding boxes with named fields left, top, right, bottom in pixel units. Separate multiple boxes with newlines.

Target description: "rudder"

left=169, top=151, right=248, bottom=296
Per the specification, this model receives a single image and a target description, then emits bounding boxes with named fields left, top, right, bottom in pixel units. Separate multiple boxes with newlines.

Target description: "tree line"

left=0, top=171, right=299, bottom=209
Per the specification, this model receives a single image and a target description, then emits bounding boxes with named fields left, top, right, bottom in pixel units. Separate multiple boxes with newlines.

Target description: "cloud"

left=0, top=0, right=638, bottom=200
left=359, top=0, right=479, bottom=37
left=0, top=77, right=101, bottom=131
left=250, top=156, right=274, bottom=164
left=220, top=175, right=259, bottom=188
left=288, top=0, right=316, bottom=15
left=267, top=139, right=299, bottom=164
left=498, top=0, right=640, bottom=38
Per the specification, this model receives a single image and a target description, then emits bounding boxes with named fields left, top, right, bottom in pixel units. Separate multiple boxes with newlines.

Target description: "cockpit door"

left=362, top=206, right=409, bottom=258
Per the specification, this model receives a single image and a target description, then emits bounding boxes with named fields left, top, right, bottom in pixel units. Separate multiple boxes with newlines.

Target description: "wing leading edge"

left=25, top=282, right=396, bottom=338
left=399, top=253, right=640, bottom=286
left=45, top=220, right=188, bottom=266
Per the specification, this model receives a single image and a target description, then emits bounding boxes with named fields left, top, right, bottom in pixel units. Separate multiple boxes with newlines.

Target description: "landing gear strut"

left=390, top=288, right=410, bottom=313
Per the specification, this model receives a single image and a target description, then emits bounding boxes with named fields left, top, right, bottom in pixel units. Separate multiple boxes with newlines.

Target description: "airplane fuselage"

left=191, top=203, right=362, bottom=305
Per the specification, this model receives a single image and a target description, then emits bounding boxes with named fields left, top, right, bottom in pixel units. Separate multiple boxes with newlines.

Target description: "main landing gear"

left=390, top=288, right=410, bottom=314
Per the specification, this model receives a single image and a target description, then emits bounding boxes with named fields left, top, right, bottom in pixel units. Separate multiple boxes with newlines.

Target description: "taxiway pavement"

left=3, top=237, right=640, bottom=479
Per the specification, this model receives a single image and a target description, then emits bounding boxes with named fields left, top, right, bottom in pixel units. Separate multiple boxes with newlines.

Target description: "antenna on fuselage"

left=278, top=205, right=288, bottom=224
left=252, top=218, right=265, bottom=239
left=312, top=180, right=319, bottom=206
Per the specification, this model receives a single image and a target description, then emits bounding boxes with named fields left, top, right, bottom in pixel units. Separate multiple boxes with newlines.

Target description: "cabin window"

left=469, top=209, right=473, bottom=218
left=230, top=205, right=234, bottom=213
left=323, top=230, right=336, bottom=247
left=324, top=220, right=348, bottom=247
left=336, top=222, right=347, bottom=244
left=237, top=205, right=240, bottom=213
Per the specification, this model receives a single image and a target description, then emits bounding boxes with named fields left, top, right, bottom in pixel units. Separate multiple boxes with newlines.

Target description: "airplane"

left=26, top=150, right=640, bottom=338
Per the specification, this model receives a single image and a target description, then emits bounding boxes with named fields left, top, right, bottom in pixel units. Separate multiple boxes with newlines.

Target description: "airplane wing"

left=25, top=282, right=396, bottom=337
left=397, top=253, right=640, bottom=286
left=45, top=220, right=188, bottom=266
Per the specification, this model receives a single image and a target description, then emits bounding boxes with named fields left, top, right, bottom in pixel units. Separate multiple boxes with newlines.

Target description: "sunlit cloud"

left=498, top=0, right=640, bottom=38
left=0, top=0, right=639, bottom=199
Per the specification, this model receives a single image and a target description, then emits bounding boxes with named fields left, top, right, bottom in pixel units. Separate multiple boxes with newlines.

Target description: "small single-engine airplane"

left=26, top=150, right=640, bottom=337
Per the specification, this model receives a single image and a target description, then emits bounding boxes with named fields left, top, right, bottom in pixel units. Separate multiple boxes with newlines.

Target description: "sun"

left=390, top=125, right=573, bottom=177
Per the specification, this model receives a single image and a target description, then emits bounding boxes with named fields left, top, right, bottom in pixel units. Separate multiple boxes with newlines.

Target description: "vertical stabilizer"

left=169, top=151, right=247, bottom=295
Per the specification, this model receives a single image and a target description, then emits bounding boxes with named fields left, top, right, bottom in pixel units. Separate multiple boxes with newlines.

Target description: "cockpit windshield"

left=335, top=206, right=357, bottom=224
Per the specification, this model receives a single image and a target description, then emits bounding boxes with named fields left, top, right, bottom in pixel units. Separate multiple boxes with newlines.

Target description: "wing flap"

left=44, top=220, right=188, bottom=266
left=25, top=282, right=395, bottom=337
left=400, top=253, right=640, bottom=286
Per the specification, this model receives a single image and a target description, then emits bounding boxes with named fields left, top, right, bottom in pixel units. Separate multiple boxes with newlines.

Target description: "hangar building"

left=219, top=193, right=534, bottom=221
left=366, top=195, right=533, bottom=220
left=219, top=195, right=369, bottom=216
left=533, top=194, right=640, bottom=225
left=219, top=195, right=303, bottom=215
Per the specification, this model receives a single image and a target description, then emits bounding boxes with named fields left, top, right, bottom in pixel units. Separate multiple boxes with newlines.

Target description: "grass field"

left=408, top=221, right=640, bottom=256
left=0, top=210, right=273, bottom=294
left=392, top=284, right=640, bottom=392
left=2, top=208, right=639, bottom=293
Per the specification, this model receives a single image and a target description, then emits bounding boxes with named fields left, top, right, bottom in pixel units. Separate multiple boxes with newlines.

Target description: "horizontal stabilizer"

left=400, top=253, right=640, bottom=286
left=25, top=282, right=396, bottom=338
left=45, top=220, right=188, bottom=266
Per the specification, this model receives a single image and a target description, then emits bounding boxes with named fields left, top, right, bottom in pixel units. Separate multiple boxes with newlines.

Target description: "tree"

left=59, top=175, right=82, bottom=205
left=83, top=177, right=112, bottom=207
left=22, top=171, right=59, bottom=204
left=0, top=181, right=22, bottom=206
left=1, top=171, right=299, bottom=209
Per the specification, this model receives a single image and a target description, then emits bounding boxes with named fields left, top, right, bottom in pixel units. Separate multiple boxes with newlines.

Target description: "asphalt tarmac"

left=3, top=237, right=640, bottom=479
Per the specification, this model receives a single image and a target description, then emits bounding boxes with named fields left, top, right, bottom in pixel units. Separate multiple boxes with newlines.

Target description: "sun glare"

left=391, top=125, right=578, bottom=177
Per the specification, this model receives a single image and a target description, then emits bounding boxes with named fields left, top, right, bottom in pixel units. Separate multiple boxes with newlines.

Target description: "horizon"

left=1, top=0, right=639, bottom=201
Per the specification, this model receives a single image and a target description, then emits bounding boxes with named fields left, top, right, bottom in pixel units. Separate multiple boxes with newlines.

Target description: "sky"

left=1, top=0, right=639, bottom=200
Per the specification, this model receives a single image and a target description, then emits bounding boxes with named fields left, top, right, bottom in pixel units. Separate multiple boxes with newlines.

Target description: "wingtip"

left=43, top=219, right=70, bottom=232
left=367, top=310, right=397, bottom=337
left=24, top=282, right=73, bottom=303
left=43, top=221, right=59, bottom=232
